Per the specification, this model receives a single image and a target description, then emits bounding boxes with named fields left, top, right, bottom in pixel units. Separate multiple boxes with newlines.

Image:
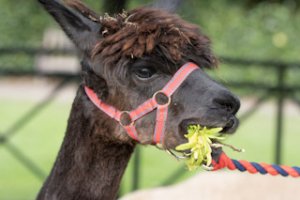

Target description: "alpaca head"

left=39, top=0, right=240, bottom=149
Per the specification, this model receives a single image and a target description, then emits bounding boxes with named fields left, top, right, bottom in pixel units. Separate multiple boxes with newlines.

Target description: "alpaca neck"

left=37, top=87, right=135, bottom=200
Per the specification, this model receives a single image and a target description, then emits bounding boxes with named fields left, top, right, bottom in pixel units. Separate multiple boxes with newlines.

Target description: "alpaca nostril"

left=213, top=98, right=233, bottom=112
left=213, top=95, right=240, bottom=114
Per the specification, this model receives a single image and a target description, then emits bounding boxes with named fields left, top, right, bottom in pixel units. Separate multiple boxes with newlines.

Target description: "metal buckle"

left=119, top=111, right=134, bottom=127
left=153, top=90, right=171, bottom=107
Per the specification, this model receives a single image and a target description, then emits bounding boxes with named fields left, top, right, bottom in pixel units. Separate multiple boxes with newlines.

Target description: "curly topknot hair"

left=68, top=0, right=217, bottom=68
left=93, top=8, right=217, bottom=67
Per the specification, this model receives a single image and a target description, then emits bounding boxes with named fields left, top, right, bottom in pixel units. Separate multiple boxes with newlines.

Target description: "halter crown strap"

left=84, top=62, right=199, bottom=144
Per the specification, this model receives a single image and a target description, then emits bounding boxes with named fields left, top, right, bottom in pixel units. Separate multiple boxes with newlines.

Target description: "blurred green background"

left=2, top=0, right=300, bottom=59
left=0, top=0, right=299, bottom=199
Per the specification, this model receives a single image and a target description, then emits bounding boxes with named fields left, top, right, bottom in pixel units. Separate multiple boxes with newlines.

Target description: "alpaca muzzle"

left=84, top=62, right=199, bottom=144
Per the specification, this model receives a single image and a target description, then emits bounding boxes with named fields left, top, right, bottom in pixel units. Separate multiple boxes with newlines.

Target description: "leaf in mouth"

left=175, top=125, right=224, bottom=171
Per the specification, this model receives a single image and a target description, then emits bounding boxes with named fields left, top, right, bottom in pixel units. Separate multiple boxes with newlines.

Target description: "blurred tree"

left=245, top=0, right=299, bottom=9
left=101, top=0, right=183, bottom=14
left=152, top=0, right=183, bottom=12
left=102, top=0, right=128, bottom=14
left=0, top=0, right=299, bottom=84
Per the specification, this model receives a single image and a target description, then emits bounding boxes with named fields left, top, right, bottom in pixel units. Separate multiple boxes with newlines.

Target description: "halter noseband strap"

left=84, top=62, right=199, bottom=144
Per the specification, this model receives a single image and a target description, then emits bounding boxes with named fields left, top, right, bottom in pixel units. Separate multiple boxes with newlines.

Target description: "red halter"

left=84, top=62, right=199, bottom=144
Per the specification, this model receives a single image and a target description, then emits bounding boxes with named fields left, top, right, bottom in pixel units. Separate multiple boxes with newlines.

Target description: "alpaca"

left=37, top=0, right=240, bottom=199
left=121, top=172, right=300, bottom=200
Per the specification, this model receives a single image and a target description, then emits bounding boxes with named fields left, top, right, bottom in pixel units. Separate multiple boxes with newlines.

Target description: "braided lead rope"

left=212, top=152, right=300, bottom=178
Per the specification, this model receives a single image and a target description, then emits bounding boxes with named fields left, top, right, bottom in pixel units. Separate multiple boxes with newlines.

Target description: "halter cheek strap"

left=84, top=62, right=199, bottom=144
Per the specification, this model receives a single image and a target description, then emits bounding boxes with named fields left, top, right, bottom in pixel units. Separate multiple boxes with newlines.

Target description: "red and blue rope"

left=212, top=152, right=300, bottom=178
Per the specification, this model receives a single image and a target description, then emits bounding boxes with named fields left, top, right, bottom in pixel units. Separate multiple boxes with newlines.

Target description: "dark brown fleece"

left=92, top=8, right=217, bottom=67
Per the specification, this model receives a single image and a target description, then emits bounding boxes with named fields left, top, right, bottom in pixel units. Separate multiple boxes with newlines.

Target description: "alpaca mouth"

left=174, top=117, right=240, bottom=162
left=179, top=117, right=239, bottom=136
left=166, top=118, right=242, bottom=168
left=164, top=131, right=224, bottom=166
left=219, top=117, right=239, bottom=134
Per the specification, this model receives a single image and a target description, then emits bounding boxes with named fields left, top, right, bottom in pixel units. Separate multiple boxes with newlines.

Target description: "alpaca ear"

left=38, top=0, right=101, bottom=53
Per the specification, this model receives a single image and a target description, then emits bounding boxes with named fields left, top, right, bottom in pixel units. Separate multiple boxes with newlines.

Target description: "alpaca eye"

left=135, top=67, right=156, bottom=80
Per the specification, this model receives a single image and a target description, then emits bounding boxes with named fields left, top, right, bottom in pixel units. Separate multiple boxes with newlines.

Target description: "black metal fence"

left=0, top=47, right=299, bottom=195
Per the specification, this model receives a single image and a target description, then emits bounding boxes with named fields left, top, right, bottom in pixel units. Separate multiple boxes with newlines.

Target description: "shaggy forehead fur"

left=68, top=1, right=217, bottom=68
left=94, top=8, right=216, bottom=67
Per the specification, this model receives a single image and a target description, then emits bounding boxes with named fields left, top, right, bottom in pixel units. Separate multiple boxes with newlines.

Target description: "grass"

left=0, top=99, right=69, bottom=200
left=0, top=98, right=299, bottom=200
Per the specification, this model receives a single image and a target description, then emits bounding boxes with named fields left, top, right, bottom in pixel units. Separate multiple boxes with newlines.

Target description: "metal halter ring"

left=119, top=111, right=134, bottom=127
left=153, top=90, right=171, bottom=107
